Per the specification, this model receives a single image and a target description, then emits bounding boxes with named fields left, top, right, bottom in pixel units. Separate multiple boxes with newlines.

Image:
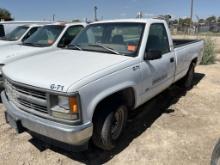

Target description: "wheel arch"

left=90, top=86, right=137, bottom=122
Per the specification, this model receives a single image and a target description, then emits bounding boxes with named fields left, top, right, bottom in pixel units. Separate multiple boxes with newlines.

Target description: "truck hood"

left=3, top=49, right=131, bottom=92
left=0, top=44, right=51, bottom=64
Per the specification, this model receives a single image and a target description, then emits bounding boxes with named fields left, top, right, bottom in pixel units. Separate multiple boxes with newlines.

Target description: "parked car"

left=0, top=24, right=42, bottom=47
left=0, top=21, right=51, bottom=37
left=1, top=19, right=204, bottom=151
left=0, top=22, right=86, bottom=85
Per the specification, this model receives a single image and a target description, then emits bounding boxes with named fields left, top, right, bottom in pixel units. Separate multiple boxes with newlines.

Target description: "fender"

left=85, top=81, right=138, bottom=121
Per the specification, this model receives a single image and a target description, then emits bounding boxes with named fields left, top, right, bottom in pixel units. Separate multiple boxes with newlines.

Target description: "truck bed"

left=173, top=39, right=202, bottom=48
left=173, top=39, right=204, bottom=83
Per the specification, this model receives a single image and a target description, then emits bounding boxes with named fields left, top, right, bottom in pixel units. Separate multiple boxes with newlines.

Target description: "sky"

left=0, top=0, right=220, bottom=21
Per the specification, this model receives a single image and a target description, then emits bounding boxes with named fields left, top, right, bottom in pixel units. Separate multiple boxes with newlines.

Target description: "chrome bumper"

left=1, top=91, right=93, bottom=148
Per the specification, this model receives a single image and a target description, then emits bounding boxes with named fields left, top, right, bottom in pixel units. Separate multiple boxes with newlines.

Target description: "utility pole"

left=94, top=6, right=98, bottom=21
left=190, top=0, right=194, bottom=25
left=52, top=14, right=55, bottom=21
left=189, top=0, right=194, bottom=34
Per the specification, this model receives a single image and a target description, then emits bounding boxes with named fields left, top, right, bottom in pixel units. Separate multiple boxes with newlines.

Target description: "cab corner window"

left=22, top=27, right=39, bottom=42
left=146, top=23, right=170, bottom=55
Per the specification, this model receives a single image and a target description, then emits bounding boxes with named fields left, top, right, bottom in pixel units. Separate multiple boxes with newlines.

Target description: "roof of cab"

left=19, top=24, right=44, bottom=28
left=0, top=21, right=52, bottom=25
left=90, top=18, right=166, bottom=24
left=50, top=22, right=87, bottom=27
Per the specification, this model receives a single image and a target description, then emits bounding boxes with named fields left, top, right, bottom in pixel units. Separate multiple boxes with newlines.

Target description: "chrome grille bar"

left=4, top=79, right=48, bottom=114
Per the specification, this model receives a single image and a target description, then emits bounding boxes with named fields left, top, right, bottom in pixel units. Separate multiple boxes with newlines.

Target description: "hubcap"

left=111, top=107, right=125, bottom=140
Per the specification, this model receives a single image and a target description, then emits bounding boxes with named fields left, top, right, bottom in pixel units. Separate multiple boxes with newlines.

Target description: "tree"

left=179, top=18, right=192, bottom=27
left=218, top=17, right=220, bottom=23
left=0, top=8, right=13, bottom=21
left=206, top=16, right=216, bottom=25
left=198, top=19, right=205, bottom=24
left=72, top=19, right=81, bottom=23
left=217, top=17, right=220, bottom=25
left=172, top=19, right=178, bottom=25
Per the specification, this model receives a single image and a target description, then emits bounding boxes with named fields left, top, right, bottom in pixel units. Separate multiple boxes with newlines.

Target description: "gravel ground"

left=0, top=63, right=220, bottom=165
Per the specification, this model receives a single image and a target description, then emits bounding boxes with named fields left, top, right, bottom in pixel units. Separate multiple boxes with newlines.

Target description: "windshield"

left=0, top=26, right=29, bottom=41
left=71, top=23, right=145, bottom=56
left=23, top=25, right=64, bottom=47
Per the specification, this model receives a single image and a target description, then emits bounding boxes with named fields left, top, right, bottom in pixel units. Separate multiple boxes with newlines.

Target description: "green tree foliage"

left=0, top=8, right=13, bottom=21
left=201, top=38, right=216, bottom=65
left=206, top=16, right=216, bottom=25
left=179, top=18, right=192, bottom=27
left=198, top=19, right=205, bottom=24
left=72, top=19, right=81, bottom=23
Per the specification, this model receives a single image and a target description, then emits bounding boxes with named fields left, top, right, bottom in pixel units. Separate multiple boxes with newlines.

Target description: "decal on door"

left=152, top=74, right=168, bottom=85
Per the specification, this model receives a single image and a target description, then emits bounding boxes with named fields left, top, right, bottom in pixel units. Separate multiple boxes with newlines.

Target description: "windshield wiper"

left=67, top=44, right=83, bottom=51
left=88, top=44, right=120, bottom=55
left=22, top=42, right=46, bottom=47
left=0, top=37, right=14, bottom=41
left=0, top=37, right=6, bottom=41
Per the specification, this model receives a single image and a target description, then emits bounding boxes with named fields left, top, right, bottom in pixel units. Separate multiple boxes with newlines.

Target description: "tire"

left=177, top=63, right=195, bottom=90
left=211, top=139, right=220, bottom=165
left=92, top=105, right=128, bottom=150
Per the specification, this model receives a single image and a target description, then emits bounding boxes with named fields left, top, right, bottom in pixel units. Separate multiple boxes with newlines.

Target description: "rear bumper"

left=1, top=91, right=93, bottom=150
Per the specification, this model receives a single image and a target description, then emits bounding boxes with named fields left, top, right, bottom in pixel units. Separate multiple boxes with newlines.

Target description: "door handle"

left=170, top=57, right=175, bottom=63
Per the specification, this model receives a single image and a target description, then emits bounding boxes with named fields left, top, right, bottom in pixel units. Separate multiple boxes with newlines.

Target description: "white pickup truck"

left=0, top=22, right=86, bottom=85
left=2, top=19, right=204, bottom=151
left=0, top=23, right=48, bottom=47
left=0, top=21, right=51, bottom=37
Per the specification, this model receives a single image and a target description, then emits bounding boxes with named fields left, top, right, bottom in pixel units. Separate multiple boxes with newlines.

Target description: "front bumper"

left=1, top=91, right=93, bottom=150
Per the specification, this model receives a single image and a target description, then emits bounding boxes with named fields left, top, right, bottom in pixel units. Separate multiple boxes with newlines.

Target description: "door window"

left=146, top=23, right=170, bottom=54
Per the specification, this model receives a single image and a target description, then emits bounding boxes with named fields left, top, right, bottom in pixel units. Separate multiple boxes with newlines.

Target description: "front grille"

left=4, top=79, right=48, bottom=115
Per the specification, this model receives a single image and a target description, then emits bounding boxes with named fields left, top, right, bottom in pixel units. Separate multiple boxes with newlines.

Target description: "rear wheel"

left=92, top=105, right=128, bottom=150
left=177, top=63, right=195, bottom=90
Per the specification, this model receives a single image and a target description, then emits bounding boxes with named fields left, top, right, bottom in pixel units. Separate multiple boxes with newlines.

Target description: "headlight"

left=50, top=95, right=80, bottom=121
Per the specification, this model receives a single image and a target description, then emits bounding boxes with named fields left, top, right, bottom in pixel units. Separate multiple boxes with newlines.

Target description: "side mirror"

left=144, top=50, right=162, bottom=61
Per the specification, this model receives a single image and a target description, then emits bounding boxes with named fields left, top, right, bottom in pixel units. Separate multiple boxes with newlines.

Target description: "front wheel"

left=92, top=105, right=128, bottom=150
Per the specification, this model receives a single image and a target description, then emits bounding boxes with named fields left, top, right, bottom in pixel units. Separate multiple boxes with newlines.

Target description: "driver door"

left=140, top=23, right=175, bottom=103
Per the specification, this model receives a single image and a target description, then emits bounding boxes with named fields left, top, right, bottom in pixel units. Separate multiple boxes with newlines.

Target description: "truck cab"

left=0, top=24, right=41, bottom=47
left=1, top=19, right=204, bottom=151
left=0, top=21, right=51, bottom=37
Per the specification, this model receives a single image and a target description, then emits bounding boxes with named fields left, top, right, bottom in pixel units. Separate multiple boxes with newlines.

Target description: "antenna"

left=190, top=0, right=194, bottom=27
left=94, top=6, right=98, bottom=21
left=52, top=14, right=55, bottom=21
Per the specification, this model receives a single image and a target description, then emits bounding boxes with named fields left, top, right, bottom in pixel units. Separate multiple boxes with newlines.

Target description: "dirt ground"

left=1, top=56, right=220, bottom=164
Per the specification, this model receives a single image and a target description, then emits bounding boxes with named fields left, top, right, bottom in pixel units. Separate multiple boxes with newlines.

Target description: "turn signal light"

left=69, top=97, right=78, bottom=113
